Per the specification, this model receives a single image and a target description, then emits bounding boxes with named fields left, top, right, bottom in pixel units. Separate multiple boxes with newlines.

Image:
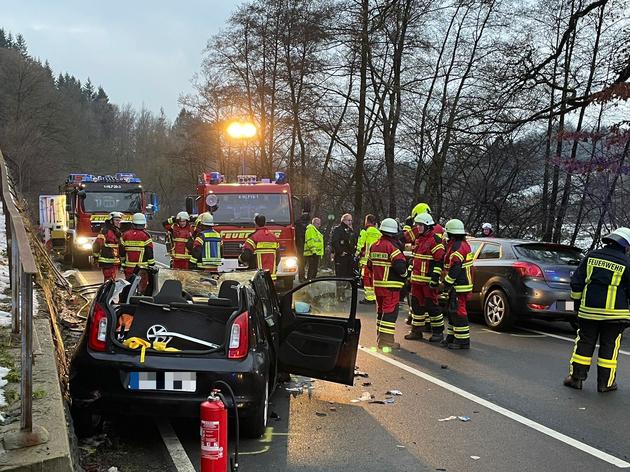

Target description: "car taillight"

left=228, top=311, right=249, bottom=359
left=512, top=261, right=543, bottom=278
left=528, top=303, right=548, bottom=310
left=88, top=304, right=108, bottom=352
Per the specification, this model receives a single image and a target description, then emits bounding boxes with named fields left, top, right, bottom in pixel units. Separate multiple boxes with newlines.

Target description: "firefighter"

left=239, top=214, right=280, bottom=279
left=356, top=214, right=381, bottom=305
left=368, top=218, right=408, bottom=350
left=441, top=219, right=473, bottom=349
left=480, top=222, right=494, bottom=237
left=164, top=211, right=193, bottom=270
left=303, top=217, right=324, bottom=280
left=92, top=211, right=123, bottom=282
left=190, top=212, right=223, bottom=271
left=120, top=213, right=155, bottom=279
left=563, top=228, right=630, bottom=392
left=405, top=212, right=445, bottom=342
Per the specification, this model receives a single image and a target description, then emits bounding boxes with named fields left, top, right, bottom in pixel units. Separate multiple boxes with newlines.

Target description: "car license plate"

left=128, top=372, right=196, bottom=392
left=564, top=301, right=574, bottom=311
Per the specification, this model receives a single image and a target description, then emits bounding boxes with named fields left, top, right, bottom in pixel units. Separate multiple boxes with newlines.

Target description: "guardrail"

left=0, top=149, right=48, bottom=447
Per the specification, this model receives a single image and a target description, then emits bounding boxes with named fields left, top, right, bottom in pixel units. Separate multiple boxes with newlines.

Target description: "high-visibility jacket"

left=368, top=235, right=408, bottom=289
left=570, top=245, right=630, bottom=321
left=120, top=229, right=155, bottom=269
left=443, top=239, right=473, bottom=293
left=190, top=228, right=222, bottom=269
left=93, top=224, right=122, bottom=267
left=356, top=225, right=382, bottom=266
left=304, top=224, right=324, bottom=257
left=241, top=227, right=280, bottom=280
left=411, top=227, right=445, bottom=285
left=166, top=222, right=193, bottom=260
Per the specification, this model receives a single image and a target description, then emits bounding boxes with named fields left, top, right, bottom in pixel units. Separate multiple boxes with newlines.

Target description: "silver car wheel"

left=486, top=293, right=505, bottom=326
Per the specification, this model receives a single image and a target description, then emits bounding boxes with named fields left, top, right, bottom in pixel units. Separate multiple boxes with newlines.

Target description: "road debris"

left=329, top=406, right=337, bottom=411
left=270, top=411, right=281, bottom=421
left=315, top=411, right=327, bottom=417
left=441, top=364, right=449, bottom=369
left=354, top=368, right=369, bottom=378
left=458, top=416, right=471, bottom=422
left=107, top=467, right=119, bottom=472
left=438, top=416, right=458, bottom=422
left=471, top=456, right=480, bottom=460
left=359, top=391, right=373, bottom=402
left=362, top=381, right=372, bottom=387
left=396, top=445, right=406, bottom=449
left=387, top=389, right=402, bottom=396
left=578, top=407, right=586, bottom=410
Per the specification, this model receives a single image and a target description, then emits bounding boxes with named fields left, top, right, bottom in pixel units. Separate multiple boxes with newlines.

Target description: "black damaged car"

left=70, top=268, right=361, bottom=438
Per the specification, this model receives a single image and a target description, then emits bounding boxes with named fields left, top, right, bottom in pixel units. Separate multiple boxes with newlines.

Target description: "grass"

left=6, top=389, right=18, bottom=405
left=32, top=389, right=46, bottom=400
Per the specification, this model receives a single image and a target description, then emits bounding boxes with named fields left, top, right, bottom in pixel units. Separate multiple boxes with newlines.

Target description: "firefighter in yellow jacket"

left=303, top=217, right=324, bottom=280
left=356, top=214, right=381, bottom=304
left=564, top=228, right=630, bottom=392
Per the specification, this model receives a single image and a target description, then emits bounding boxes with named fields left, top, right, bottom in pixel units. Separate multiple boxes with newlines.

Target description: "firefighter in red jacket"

left=368, top=218, right=408, bottom=350
left=120, top=213, right=155, bottom=280
left=441, top=219, right=474, bottom=349
left=405, top=212, right=445, bottom=342
left=93, top=211, right=122, bottom=282
left=163, top=211, right=193, bottom=270
left=239, top=214, right=280, bottom=280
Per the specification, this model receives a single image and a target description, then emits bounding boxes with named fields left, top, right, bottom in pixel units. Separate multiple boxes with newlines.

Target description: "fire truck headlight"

left=76, top=236, right=89, bottom=245
left=279, top=256, right=298, bottom=273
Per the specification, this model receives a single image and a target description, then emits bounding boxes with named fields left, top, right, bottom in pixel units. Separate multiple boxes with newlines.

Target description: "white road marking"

left=155, top=418, right=197, bottom=472
left=361, top=346, right=630, bottom=469
left=155, top=261, right=170, bottom=268
left=75, top=270, right=89, bottom=287
left=520, top=328, right=630, bottom=357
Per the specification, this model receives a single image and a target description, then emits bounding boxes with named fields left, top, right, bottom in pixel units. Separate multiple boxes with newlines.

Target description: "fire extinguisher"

left=200, top=381, right=240, bottom=472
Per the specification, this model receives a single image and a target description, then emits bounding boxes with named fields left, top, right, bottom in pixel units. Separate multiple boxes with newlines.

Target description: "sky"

left=2, top=0, right=246, bottom=119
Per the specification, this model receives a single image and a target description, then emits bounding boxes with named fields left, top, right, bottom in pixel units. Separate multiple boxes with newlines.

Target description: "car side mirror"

left=185, top=196, right=194, bottom=215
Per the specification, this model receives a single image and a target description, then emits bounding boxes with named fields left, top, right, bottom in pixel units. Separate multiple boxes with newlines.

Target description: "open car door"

left=277, top=276, right=361, bottom=385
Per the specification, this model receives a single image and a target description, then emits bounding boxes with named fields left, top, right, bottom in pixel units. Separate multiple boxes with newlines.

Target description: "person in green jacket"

left=355, top=214, right=382, bottom=304
left=304, top=217, right=324, bottom=280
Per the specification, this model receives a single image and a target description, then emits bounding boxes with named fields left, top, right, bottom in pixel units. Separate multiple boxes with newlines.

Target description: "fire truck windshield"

left=82, top=192, right=142, bottom=213
left=211, top=193, right=291, bottom=225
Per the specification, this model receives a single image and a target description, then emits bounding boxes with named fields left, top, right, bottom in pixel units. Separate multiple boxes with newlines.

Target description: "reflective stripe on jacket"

left=356, top=225, right=382, bottom=266
left=120, top=229, right=155, bottom=269
left=190, top=229, right=222, bottom=268
left=368, top=235, right=408, bottom=289
left=443, top=239, right=473, bottom=293
left=570, top=245, right=630, bottom=321
left=169, top=223, right=193, bottom=260
left=241, top=227, right=280, bottom=280
left=304, top=224, right=324, bottom=257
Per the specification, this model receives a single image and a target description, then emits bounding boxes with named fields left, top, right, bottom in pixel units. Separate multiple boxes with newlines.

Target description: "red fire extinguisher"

left=200, top=391, right=228, bottom=472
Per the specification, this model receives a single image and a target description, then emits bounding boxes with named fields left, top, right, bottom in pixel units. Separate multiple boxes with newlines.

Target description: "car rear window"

left=514, top=244, right=582, bottom=265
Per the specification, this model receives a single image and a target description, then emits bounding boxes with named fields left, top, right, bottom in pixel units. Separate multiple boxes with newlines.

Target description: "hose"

left=211, top=380, right=240, bottom=472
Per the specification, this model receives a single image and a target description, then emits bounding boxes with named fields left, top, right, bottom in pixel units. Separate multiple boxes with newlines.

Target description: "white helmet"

left=176, top=211, right=190, bottom=221
left=445, top=219, right=466, bottom=235
left=200, top=212, right=214, bottom=226
left=132, top=213, right=146, bottom=226
left=109, top=211, right=123, bottom=220
left=379, top=217, right=399, bottom=235
left=414, top=212, right=434, bottom=226
left=602, top=227, right=630, bottom=249
left=482, top=222, right=493, bottom=230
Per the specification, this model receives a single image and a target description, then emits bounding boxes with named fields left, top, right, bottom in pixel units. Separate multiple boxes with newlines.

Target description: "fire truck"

left=185, top=172, right=307, bottom=290
left=55, top=173, right=158, bottom=269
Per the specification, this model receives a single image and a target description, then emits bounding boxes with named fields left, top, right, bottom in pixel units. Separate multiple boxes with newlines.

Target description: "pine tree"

left=0, top=28, right=8, bottom=48
left=14, top=33, right=28, bottom=57
left=82, top=78, right=95, bottom=101
left=95, top=86, right=109, bottom=103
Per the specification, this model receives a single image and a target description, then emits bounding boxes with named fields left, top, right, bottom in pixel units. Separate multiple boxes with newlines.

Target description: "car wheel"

left=240, top=379, right=269, bottom=439
left=71, top=404, right=103, bottom=438
left=484, top=289, right=514, bottom=331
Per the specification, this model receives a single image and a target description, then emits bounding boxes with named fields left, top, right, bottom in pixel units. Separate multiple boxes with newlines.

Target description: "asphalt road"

left=73, top=245, right=630, bottom=472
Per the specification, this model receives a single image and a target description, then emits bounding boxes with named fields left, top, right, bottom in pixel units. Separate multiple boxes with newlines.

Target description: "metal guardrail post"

left=20, top=271, right=33, bottom=432
left=11, top=236, right=20, bottom=334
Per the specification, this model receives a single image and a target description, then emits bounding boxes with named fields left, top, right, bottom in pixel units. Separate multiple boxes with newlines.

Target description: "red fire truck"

left=57, top=173, right=158, bottom=268
left=185, top=172, right=305, bottom=290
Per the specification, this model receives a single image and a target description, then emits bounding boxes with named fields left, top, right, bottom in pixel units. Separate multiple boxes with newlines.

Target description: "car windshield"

left=211, top=193, right=291, bottom=225
left=156, top=268, right=257, bottom=299
left=83, top=192, right=142, bottom=213
left=514, top=244, right=582, bottom=265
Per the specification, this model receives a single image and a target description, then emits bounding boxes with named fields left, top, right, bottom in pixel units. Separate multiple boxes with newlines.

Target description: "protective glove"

left=429, top=279, right=439, bottom=289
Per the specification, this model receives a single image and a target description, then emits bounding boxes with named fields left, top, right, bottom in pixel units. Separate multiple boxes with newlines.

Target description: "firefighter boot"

left=404, top=326, right=423, bottom=340
left=429, top=331, right=444, bottom=343
left=378, top=332, right=400, bottom=351
left=563, top=375, right=583, bottom=390
left=598, top=383, right=618, bottom=393
left=423, top=317, right=432, bottom=333
left=405, top=313, right=412, bottom=325
left=448, top=338, right=470, bottom=349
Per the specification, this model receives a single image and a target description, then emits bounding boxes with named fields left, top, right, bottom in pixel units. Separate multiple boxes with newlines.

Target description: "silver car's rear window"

left=514, top=244, right=582, bottom=265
